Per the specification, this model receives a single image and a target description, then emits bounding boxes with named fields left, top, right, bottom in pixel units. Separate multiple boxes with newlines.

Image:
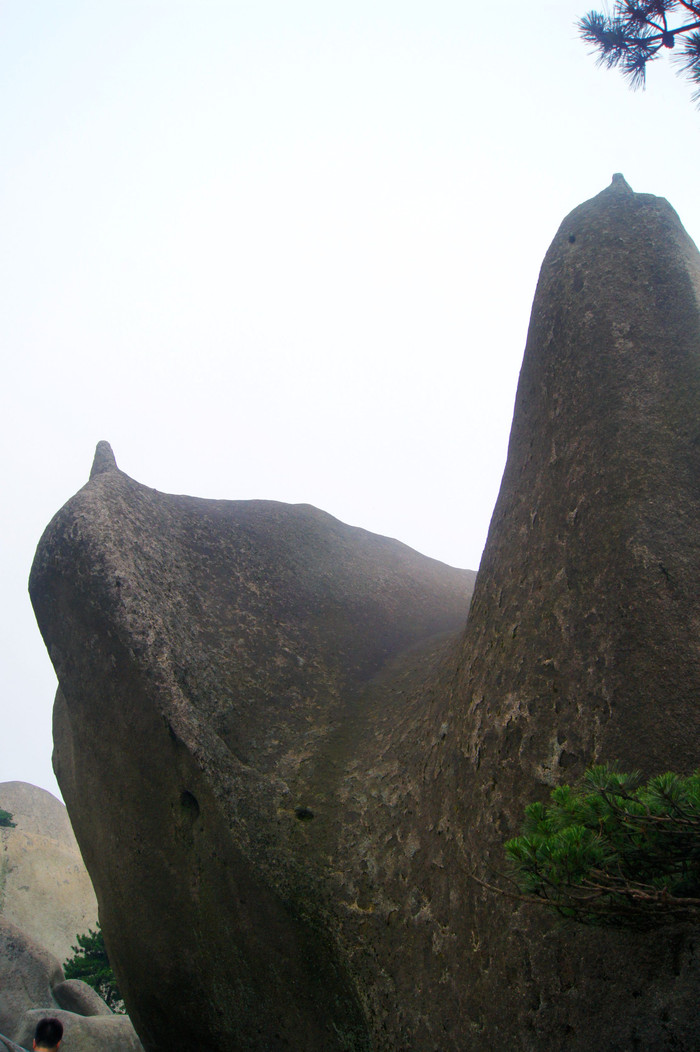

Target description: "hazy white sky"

left=2, top=1, right=700, bottom=799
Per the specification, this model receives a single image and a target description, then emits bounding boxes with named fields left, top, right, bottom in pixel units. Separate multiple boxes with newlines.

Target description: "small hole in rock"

left=180, top=790, right=200, bottom=819
left=568, top=234, right=576, bottom=243
left=295, top=806, right=314, bottom=821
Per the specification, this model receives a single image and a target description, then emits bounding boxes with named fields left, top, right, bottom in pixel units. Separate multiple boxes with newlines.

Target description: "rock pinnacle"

left=89, top=441, right=118, bottom=479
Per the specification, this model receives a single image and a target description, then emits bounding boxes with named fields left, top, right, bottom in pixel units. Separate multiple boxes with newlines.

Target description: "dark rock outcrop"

left=29, top=176, right=700, bottom=1050
left=443, top=174, right=700, bottom=1049
left=30, top=463, right=475, bottom=1051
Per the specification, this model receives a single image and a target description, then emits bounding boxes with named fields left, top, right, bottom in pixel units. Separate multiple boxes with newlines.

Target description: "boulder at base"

left=0, top=920, right=62, bottom=1039
left=14, top=1012, right=142, bottom=1052
left=0, top=919, right=142, bottom=1052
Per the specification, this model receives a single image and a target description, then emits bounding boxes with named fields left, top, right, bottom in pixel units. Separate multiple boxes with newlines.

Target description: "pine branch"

left=504, top=764, right=700, bottom=928
left=578, top=0, right=700, bottom=101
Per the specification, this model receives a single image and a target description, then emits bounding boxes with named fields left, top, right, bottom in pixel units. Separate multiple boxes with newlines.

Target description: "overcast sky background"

left=2, top=1, right=700, bottom=800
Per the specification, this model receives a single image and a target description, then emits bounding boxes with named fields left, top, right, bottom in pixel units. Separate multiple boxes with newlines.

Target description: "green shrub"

left=0, top=809, right=16, bottom=827
left=64, top=925, right=125, bottom=1012
left=505, top=764, right=700, bottom=928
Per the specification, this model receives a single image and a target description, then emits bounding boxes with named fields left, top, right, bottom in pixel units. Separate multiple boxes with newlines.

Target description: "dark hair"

left=34, top=1017, right=64, bottom=1048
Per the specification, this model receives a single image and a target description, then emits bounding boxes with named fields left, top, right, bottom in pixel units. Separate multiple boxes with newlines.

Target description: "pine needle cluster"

left=505, top=765, right=700, bottom=928
left=578, top=1, right=700, bottom=102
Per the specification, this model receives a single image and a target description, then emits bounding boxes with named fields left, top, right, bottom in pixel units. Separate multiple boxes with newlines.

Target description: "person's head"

left=33, top=1017, right=63, bottom=1050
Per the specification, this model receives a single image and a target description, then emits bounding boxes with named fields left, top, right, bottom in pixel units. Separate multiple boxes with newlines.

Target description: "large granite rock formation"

left=30, top=462, right=475, bottom=1051
left=443, top=173, right=700, bottom=1048
left=29, top=176, right=700, bottom=1050
left=0, top=781, right=98, bottom=963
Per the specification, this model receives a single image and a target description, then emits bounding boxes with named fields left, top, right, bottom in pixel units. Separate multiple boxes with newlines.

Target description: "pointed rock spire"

left=447, top=177, right=700, bottom=1048
left=89, top=441, right=118, bottom=479
left=609, top=171, right=632, bottom=193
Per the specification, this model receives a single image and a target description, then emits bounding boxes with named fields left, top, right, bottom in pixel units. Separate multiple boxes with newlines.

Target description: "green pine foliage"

left=505, top=764, right=700, bottom=928
left=63, top=925, right=125, bottom=1013
left=578, top=1, right=700, bottom=102
left=0, top=809, right=16, bottom=827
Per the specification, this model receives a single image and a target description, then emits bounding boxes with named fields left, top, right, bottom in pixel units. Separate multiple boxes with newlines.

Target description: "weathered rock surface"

left=30, top=459, right=475, bottom=1051
left=0, top=919, right=142, bottom=1052
left=0, top=920, right=62, bottom=1039
left=52, top=979, right=113, bottom=1017
left=0, top=781, right=98, bottom=963
left=0, top=1035, right=26, bottom=1052
left=29, top=176, right=700, bottom=1050
left=442, top=174, right=700, bottom=1048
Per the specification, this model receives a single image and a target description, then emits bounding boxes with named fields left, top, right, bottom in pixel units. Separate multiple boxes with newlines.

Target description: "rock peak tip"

left=610, top=172, right=633, bottom=193
left=89, top=441, right=118, bottom=479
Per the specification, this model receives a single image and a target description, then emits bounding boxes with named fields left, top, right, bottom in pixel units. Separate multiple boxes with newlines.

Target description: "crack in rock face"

left=30, top=177, right=700, bottom=1051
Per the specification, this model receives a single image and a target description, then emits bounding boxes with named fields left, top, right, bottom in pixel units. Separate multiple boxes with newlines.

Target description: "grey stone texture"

left=0, top=920, right=62, bottom=1040
left=0, top=919, right=141, bottom=1052
left=442, top=174, right=700, bottom=1048
left=52, top=980, right=113, bottom=1017
left=29, top=176, right=700, bottom=1050
left=13, top=1012, right=142, bottom=1052
left=0, top=782, right=142, bottom=1049
left=0, top=781, right=98, bottom=963
left=0, top=1035, right=27, bottom=1052
left=30, top=456, right=475, bottom=1051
